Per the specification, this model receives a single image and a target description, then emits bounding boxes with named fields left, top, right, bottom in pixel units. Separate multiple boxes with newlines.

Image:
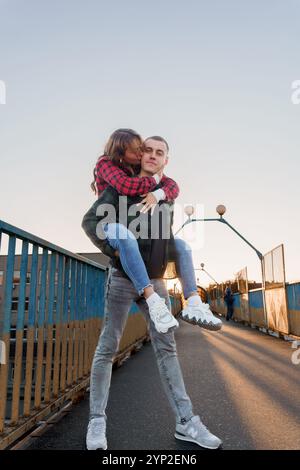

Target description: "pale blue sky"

left=0, top=0, right=299, bottom=285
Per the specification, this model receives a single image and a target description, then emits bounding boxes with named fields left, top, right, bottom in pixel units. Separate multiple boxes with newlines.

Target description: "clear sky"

left=0, top=0, right=299, bottom=286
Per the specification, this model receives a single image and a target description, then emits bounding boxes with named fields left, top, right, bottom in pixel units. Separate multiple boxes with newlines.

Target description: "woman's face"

left=124, top=138, right=143, bottom=165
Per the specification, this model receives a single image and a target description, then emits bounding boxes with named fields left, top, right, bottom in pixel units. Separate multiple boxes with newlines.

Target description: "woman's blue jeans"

left=104, top=223, right=198, bottom=298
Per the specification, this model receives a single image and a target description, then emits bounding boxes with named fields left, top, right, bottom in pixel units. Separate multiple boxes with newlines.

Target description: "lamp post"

left=195, top=263, right=218, bottom=285
left=195, top=263, right=219, bottom=307
left=176, top=204, right=266, bottom=322
left=176, top=204, right=263, bottom=261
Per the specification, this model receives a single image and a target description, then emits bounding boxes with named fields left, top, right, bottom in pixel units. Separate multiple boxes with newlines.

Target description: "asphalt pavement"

left=26, top=317, right=300, bottom=450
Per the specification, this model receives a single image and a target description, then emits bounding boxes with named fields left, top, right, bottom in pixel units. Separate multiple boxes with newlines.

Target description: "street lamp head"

left=184, top=205, right=195, bottom=217
left=216, top=204, right=226, bottom=216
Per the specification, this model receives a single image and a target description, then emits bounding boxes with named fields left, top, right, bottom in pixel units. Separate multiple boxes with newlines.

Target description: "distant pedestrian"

left=224, top=286, right=234, bottom=321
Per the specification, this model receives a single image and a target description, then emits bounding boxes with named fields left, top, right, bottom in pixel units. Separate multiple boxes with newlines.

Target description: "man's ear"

left=164, top=156, right=169, bottom=166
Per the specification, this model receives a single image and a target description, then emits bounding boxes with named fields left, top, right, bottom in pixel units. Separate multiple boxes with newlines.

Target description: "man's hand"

left=137, top=192, right=158, bottom=214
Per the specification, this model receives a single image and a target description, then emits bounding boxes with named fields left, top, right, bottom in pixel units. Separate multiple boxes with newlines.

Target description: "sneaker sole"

left=174, top=432, right=222, bottom=450
left=180, top=315, right=222, bottom=331
left=86, top=444, right=108, bottom=450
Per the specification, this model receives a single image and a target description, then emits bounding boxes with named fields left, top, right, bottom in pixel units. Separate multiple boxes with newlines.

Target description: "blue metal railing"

left=0, top=220, right=107, bottom=442
left=0, top=219, right=183, bottom=449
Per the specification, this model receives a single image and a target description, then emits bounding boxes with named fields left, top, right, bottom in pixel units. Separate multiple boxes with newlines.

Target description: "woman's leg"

left=104, top=223, right=178, bottom=333
left=173, top=238, right=198, bottom=300
left=173, top=238, right=222, bottom=331
left=104, top=223, right=152, bottom=296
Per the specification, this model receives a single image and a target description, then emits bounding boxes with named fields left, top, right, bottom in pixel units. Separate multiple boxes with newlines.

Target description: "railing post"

left=0, top=235, right=16, bottom=432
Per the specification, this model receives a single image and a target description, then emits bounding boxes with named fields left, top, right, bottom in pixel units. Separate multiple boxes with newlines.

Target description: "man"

left=82, top=137, right=223, bottom=450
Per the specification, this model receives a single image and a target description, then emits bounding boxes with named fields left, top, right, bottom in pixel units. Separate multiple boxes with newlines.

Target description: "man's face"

left=141, top=139, right=169, bottom=174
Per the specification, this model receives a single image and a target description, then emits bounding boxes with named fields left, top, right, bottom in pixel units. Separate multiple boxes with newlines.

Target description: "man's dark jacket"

left=81, top=185, right=176, bottom=279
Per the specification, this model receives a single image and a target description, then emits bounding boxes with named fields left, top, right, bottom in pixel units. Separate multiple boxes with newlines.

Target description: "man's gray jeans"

left=89, top=268, right=194, bottom=425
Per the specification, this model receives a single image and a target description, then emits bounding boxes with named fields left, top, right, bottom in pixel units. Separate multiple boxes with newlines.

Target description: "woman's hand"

left=114, top=250, right=119, bottom=257
left=137, top=192, right=158, bottom=214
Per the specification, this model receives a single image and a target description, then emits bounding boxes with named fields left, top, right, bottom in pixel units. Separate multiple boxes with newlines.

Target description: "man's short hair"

left=145, top=136, right=169, bottom=153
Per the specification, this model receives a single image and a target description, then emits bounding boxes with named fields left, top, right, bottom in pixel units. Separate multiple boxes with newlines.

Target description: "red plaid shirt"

left=94, top=156, right=179, bottom=200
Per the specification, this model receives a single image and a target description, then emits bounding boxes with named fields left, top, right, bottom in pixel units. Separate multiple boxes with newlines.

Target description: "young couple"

left=82, top=128, right=223, bottom=450
left=84, top=128, right=222, bottom=334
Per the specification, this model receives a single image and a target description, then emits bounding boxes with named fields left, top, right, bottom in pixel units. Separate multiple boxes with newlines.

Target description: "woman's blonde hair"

left=91, top=128, right=142, bottom=194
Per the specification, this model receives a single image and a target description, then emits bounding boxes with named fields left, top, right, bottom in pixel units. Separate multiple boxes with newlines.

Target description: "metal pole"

left=195, top=268, right=218, bottom=284
left=260, top=257, right=268, bottom=328
left=175, top=212, right=266, bottom=323
left=175, top=216, right=263, bottom=260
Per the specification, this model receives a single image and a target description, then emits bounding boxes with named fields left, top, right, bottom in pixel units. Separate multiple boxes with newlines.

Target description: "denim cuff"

left=139, top=283, right=153, bottom=296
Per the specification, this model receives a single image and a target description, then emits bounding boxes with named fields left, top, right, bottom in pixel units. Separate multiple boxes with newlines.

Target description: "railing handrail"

left=0, top=219, right=107, bottom=270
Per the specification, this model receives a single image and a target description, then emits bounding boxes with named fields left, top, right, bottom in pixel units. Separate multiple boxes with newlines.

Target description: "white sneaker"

left=148, top=297, right=179, bottom=333
left=175, top=415, right=222, bottom=449
left=181, top=303, right=222, bottom=331
left=86, top=417, right=107, bottom=450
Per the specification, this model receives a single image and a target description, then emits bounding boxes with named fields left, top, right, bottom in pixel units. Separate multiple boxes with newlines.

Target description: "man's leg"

left=104, top=223, right=152, bottom=295
left=136, top=278, right=194, bottom=425
left=172, top=238, right=222, bottom=331
left=87, top=271, right=138, bottom=450
left=89, top=271, right=136, bottom=420
left=137, top=278, right=222, bottom=449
